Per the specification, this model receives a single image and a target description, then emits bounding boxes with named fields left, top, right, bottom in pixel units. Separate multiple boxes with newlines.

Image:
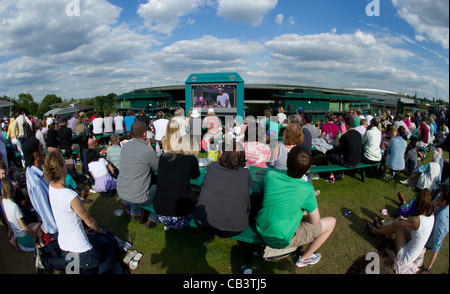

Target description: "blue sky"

left=0, top=0, right=448, bottom=102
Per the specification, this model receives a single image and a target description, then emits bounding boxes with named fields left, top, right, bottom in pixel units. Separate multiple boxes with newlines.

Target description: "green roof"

left=116, top=91, right=171, bottom=100
left=274, top=91, right=370, bottom=102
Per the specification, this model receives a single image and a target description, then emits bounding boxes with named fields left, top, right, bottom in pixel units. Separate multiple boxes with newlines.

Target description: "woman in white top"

left=368, top=189, right=434, bottom=268
left=114, top=112, right=125, bottom=135
left=44, top=151, right=105, bottom=273
left=86, top=149, right=117, bottom=194
left=92, top=112, right=104, bottom=135
left=153, top=111, right=169, bottom=142
left=361, top=118, right=382, bottom=164
left=273, top=122, right=303, bottom=170
left=103, top=111, right=114, bottom=134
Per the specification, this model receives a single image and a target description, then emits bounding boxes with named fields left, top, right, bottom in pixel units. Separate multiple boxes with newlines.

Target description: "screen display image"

left=192, top=84, right=236, bottom=109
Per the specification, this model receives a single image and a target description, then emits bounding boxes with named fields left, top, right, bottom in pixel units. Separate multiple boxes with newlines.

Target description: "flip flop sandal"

left=129, top=252, right=143, bottom=270
left=81, top=198, right=93, bottom=204
left=123, top=249, right=137, bottom=265
left=373, top=217, right=383, bottom=228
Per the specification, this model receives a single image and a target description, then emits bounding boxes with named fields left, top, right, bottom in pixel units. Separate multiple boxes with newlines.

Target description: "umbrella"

left=44, top=108, right=63, bottom=116
left=44, top=107, right=79, bottom=116
left=54, top=107, right=79, bottom=115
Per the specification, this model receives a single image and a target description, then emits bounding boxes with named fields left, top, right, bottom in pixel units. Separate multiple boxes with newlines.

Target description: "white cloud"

left=265, top=31, right=413, bottom=63
left=287, top=16, right=295, bottom=25
left=391, top=0, right=449, bottom=49
left=275, top=14, right=284, bottom=25
left=0, top=0, right=122, bottom=57
left=216, top=0, right=278, bottom=26
left=144, top=35, right=264, bottom=84
left=138, top=0, right=205, bottom=35
left=0, top=0, right=158, bottom=100
left=259, top=31, right=444, bottom=95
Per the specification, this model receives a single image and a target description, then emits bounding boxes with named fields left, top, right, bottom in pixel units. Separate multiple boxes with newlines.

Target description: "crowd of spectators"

left=0, top=106, right=448, bottom=274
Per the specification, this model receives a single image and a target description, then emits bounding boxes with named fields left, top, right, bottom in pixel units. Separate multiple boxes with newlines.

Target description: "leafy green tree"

left=94, top=93, right=117, bottom=113
left=36, top=94, right=63, bottom=117
left=15, top=93, right=39, bottom=116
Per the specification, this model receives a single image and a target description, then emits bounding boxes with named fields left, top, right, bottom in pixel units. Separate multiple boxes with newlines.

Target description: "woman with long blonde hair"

left=153, top=135, right=200, bottom=230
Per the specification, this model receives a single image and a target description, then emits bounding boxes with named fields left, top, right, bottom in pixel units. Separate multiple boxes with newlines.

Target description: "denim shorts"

left=63, top=248, right=100, bottom=274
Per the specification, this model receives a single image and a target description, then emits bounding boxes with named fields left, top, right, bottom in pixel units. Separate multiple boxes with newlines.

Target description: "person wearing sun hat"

left=202, top=108, right=222, bottom=150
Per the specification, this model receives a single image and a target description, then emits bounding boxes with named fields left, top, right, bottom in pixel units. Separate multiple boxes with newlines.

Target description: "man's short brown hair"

left=286, top=145, right=313, bottom=179
left=131, top=120, right=147, bottom=138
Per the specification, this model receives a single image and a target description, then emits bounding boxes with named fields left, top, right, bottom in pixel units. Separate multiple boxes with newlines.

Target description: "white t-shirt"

left=103, top=116, right=114, bottom=133
left=2, top=199, right=26, bottom=238
left=153, top=118, right=169, bottom=140
left=114, top=116, right=124, bottom=132
left=92, top=118, right=104, bottom=134
left=362, top=127, right=382, bottom=161
left=277, top=113, right=287, bottom=124
left=49, top=185, right=92, bottom=253
left=88, top=158, right=109, bottom=178
left=46, top=117, right=54, bottom=126
left=217, top=93, right=230, bottom=108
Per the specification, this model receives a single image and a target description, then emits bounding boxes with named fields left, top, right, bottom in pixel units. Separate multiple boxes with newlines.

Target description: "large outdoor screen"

left=191, top=84, right=236, bottom=109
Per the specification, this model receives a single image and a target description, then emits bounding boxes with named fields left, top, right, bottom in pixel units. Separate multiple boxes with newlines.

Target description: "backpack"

left=22, top=120, right=34, bottom=138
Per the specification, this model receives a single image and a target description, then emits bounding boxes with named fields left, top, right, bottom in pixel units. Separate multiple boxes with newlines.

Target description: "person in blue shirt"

left=385, top=126, right=407, bottom=172
left=124, top=110, right=136, bottom=132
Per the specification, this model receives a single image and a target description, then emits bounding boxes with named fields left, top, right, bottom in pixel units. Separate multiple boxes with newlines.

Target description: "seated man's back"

left=256, top=170, right=317, bottom=249
left=117, top=138, right=159, bottom=204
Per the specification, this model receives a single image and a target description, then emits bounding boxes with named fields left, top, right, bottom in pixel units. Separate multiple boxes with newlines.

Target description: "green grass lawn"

left=84, top=149, right=449, bottom=275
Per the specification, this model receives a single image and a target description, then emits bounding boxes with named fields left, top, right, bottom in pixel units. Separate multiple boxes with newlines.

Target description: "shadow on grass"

left=87, top=194, right=132, bottom=250
left=150, top=228, right=219, bottom=274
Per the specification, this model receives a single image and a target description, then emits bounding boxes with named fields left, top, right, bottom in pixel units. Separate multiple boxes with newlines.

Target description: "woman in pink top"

left=321, top=112, right=341, bottom=140
left=242, top=124, right=271, bottom=168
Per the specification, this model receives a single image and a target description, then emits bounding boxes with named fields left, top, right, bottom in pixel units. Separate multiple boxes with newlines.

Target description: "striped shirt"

left=26, top=166, right=58, bottom=234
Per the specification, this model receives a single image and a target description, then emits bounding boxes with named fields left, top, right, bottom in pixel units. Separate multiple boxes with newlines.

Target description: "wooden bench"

left=141, top=162, right=380, bottom=245
left=142, top=204, right=265, bottom=245
left=309, top=162, right=380, bottom=183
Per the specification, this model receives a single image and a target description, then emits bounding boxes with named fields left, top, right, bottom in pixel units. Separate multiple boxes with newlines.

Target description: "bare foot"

left=9, top=238, right=20, bottom=251
left=397, top=192, right=406, bottom=204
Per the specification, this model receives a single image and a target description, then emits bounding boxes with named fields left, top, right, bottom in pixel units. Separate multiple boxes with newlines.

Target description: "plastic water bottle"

left=155, top=142, right=161, bottom=155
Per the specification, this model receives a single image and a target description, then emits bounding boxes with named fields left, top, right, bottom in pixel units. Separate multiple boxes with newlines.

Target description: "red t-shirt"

left=419, top=122, right=429, bottom=143
left=321, top=123, right=340, bottom=139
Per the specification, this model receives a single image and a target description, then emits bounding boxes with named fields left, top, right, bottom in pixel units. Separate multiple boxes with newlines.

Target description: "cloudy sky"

left=0, top=0, right=448, bottom=102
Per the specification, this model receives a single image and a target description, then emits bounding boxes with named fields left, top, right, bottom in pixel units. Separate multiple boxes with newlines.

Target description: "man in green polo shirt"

left=256, top=146, right=336, bottom=268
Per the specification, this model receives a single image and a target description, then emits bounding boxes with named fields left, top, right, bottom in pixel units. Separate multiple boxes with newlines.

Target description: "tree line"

left=1, top=93, right=117, bottom=118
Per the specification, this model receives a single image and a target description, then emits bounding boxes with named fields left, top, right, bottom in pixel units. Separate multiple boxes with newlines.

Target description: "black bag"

left=22, top=121, right=34, bottom=138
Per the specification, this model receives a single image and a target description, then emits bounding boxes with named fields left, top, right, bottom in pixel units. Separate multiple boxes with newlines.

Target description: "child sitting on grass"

left=1, top=177, right=42, bottom=251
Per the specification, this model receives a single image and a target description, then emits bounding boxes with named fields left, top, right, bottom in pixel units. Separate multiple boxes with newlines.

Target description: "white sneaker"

left=295, top=253, right=322, bottom=268
left=308, top=173, right=320, bottom=180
